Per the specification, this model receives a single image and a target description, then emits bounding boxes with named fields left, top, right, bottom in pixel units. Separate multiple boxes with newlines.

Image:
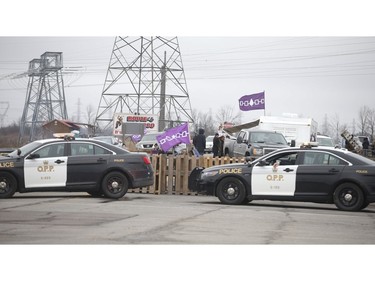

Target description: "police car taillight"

left=143, top=156, right=151, bottom=165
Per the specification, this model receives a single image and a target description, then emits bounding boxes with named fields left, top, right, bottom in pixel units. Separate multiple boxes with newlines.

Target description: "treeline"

left=2, top=105, right=373, bottom=148
left=0, top=122, right=20, bottom=148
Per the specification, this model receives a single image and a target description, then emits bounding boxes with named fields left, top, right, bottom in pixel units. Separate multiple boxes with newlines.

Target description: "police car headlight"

left=201, top=170, right=219, bottom=180
left=252, top=148, right=263, bottom=155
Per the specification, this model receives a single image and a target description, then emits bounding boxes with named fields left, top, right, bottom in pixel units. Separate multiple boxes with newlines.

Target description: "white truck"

left=223, top=115, right=319, bottom=157
left=256, top=116, right=318, bottom=147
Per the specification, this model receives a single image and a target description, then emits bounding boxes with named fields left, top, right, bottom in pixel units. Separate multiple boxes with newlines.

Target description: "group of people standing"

left=192, top=126, right=226, bottom=157
left=212, top=132, right=225, bottom=157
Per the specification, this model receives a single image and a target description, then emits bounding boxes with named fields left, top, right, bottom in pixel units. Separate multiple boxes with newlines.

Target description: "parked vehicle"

left=189, top=144, right=375, bottom=211
left=205, top=135, right=214, bottom=153
left=223, top=115, right=318, bottom=157
left=135, top=132, right=161, bottom=152
left=255, top=116, right=318, bottom=147
left=316, top=135, right=335, bottom=148
left=136, top=131, right=186, bottom=154
left=0, top=138, right=154, bottom=199
left=223, top=135, right=237, bottom=157
left=233, top=129, right=289, bottom=160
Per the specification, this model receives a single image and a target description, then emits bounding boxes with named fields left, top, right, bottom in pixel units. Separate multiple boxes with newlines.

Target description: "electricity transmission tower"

left=95, top=36, right=193, bottom=133
left=18, top=52, right=68, bottom=143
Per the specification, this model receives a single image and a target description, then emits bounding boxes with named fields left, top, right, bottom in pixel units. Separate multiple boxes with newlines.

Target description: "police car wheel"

left=333, top=183, right=364, bottom=211
left=217, top=177, right=246, bottom=205
left=360, top=201, right=370, bottom=210
left=0, top=172, right=17, bottom=199
left=87, top=190, right=103, bottom=197
left=101, top=172, right=128, bottom=199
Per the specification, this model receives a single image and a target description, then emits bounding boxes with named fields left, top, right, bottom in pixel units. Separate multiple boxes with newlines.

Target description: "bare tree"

left=86, top=104, right=95, bottom=125
left=358, top=105, right=370, bottom=135
left=320, top=114, right=330, bottom=135
left=214, top=106, right=242, bottom=128
left=329, top=113, right=348, bottom=144
left=191, top=109, right=216, bottom=136
left=366, top=108, right=375, bottom=142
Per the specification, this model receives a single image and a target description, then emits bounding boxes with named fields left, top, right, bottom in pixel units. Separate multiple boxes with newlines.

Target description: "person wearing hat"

left=193, top=128, right=206, bottom=156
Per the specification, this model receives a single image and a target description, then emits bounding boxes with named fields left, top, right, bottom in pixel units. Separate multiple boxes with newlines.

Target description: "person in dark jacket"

left=212, top=133, right=220, bottom=157
left=362, top=137, right=370, bottom=149
left=218, top=134, right=225, bottom=156
left=193, top=128, right=206, bottom=155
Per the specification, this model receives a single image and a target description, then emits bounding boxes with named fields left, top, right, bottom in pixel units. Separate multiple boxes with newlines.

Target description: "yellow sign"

left=37, top=161, right=55, bottom=172
left=219, top=168, right=242, bottom=174
left=266, top=174, right=284, bottom=181
left=0, top=162, right=15, bottom=168
left=356, top=170, right=368, bottom=174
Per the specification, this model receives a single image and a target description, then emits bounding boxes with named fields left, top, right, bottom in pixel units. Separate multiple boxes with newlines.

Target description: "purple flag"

left=156, top=123, right=190, bottom=152
left=239, top=91, right=265, bottom=111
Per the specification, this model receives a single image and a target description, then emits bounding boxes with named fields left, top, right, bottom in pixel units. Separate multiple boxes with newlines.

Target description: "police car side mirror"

left=258, top=160, right=268, bottom=166
left=27, top=153, right=40, bottom=159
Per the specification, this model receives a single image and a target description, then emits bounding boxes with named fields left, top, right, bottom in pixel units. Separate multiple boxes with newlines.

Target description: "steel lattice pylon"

left=95, top=36, right=193, bottom=133
left=18, top=52, right=68, bottom=144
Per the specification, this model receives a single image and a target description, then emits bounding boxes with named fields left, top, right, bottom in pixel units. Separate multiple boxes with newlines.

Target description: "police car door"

left=24, top=143, right=67, bottom=188
left=251, top=151, right=298, bottom=196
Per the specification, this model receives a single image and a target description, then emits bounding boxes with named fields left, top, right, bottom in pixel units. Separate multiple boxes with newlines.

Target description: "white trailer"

left=257, top=116, right=318, bottom=147
left=223, top=115, right=318, bottom=149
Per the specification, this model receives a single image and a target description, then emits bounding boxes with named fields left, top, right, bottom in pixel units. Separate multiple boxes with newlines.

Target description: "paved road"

left=1, top=192, right=375, bottom=244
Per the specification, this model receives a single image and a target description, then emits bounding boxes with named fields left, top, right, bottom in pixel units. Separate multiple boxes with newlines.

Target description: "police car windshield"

left=8, top=141, right=42, bottom=157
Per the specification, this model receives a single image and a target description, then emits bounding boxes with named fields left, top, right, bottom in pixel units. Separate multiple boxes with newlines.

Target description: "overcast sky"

left=1, top=36, right=374, bottom=132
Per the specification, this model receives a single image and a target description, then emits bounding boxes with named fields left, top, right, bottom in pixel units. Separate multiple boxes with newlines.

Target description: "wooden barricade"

left=129, top=155, right=245, bottom=195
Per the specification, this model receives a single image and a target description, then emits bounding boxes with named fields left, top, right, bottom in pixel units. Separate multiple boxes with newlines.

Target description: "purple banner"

left=239, top=92, right=265, bottom=111
left=156, top=123, right=190, bottom=152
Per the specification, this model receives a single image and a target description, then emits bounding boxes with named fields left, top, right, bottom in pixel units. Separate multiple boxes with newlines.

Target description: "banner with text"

left=113, top=113, right=158, bottom=136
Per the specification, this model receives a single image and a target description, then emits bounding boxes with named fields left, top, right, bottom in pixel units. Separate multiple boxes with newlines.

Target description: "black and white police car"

left=189, top=143, right=375, bottom=211
left=0, top=136, right=154, bottom=199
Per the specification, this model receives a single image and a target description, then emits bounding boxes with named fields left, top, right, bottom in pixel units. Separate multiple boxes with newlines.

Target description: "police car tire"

left=0, top=172, right=17, bottom=199
left=87, top=190, right=103, bottom=197
left=217, top=177, right=246, bottom=205
left=101, top=172, right=128, bottom=199
left=360, top=201, right=370, bottom=210
left=242, top=197, right=252, bottom=204
left=333, top=183, right=364, bottom=211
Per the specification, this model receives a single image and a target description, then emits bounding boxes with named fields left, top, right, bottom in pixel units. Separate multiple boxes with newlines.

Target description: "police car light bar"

left=53, top=132, right=75, bottom=140
left=300, top=141, right=319, bottom=148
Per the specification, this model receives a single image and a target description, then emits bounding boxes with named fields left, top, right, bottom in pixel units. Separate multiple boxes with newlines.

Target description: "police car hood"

left=0, top=155, right=11, bottom=160
left=203, top=163, right=246, bottom=172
